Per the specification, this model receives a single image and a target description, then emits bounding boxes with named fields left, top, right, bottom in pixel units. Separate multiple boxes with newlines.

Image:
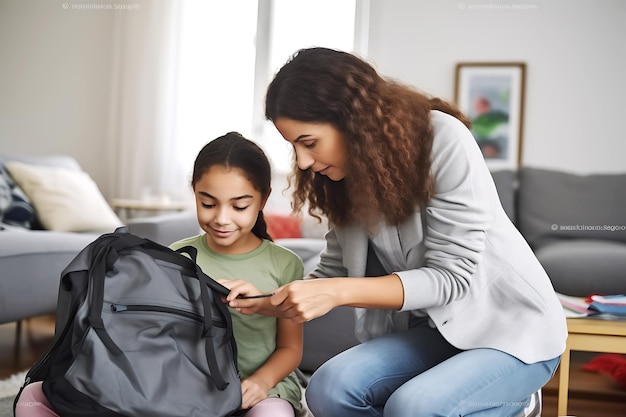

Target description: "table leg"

left=557, top=346, right=571, bottom=416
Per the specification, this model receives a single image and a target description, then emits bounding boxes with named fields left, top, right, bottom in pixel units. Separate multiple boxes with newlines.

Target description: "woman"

left=227, top=47, right=567, bottom=417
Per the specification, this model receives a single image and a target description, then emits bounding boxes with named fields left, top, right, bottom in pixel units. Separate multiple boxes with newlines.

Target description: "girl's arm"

left=239, top=317, right=303, bottom=409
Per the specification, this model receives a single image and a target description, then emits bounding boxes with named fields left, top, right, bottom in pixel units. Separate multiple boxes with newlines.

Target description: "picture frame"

left=454, top=62, right=526, bottom=170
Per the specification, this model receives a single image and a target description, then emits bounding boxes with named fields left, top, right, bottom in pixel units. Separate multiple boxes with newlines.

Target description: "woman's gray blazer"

left=311, top=111, right=567, bottom=364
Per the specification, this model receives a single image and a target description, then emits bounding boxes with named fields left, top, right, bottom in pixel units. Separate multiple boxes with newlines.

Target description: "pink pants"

left=14, top=382, right=58, bottom=417
left=15, top=382, right=295, bottom=417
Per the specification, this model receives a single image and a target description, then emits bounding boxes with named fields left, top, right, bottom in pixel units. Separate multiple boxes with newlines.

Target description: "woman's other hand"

left=223, top=278, right=338, bottom=320
left=270, top=279, right=339, bottom=323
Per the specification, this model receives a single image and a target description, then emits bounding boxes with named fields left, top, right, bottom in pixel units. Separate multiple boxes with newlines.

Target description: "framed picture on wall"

left=454, top=62, right=526, bottom=171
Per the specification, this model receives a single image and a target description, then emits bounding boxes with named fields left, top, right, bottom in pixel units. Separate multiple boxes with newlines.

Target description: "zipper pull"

left=111, top=304, right=128, bottom=312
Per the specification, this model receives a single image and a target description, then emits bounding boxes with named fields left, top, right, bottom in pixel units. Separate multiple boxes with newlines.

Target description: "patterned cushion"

left=0, top=161, right=35, bottom=229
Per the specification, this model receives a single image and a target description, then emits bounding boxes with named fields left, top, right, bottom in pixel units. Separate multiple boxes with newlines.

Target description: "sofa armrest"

left=126, top=211, right=200, bottom=246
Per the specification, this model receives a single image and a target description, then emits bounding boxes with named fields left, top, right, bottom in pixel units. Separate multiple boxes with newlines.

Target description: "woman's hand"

left=224, top=278, right=339, bottom=321
left=270, top=279, right=339, bottom=323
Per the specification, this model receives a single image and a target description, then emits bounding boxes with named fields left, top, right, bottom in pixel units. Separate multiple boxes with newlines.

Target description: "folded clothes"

left=589, top=301, right=626, bottom=315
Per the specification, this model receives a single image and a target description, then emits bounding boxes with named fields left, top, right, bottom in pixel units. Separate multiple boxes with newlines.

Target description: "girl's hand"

left=218, top=279, right=263, bottom=299
left=240, top=376, right=270, bottom=409
left=220, top=279, right=271, bottom=315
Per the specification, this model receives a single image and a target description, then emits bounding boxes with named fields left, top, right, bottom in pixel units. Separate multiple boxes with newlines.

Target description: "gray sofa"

left=516, top=168, right=626, bottom=296
left=0, top=154, right=100, bottom=324
left=0, top=211, right=201, bottom=325
left=0, top=154, right=201, bottom=325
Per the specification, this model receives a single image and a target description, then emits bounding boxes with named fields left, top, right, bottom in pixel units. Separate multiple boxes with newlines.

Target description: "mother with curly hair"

left=227, top=47, right=566, bottom=417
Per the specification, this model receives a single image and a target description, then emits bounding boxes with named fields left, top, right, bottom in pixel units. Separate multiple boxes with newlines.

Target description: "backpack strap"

left=87, top=239, right=124, bottom=356
left=176, top=246, right=230, bottom=297
left=176, top=246, right=232, bottom=390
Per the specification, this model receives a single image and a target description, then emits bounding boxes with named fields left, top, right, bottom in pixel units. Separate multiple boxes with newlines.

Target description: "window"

left=174, top=0, right=362, bottom=187
left=254, top=0, right=358, bottom=173
left=174, top=0, right=258, bottom=172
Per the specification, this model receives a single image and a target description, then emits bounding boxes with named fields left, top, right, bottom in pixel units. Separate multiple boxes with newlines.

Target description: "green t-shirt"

left=170, top=234, right=304, bottom=412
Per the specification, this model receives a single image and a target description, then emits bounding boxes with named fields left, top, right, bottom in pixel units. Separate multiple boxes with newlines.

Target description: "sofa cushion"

left=0, top=161, right=35, bottom=229
left=534, top=239, right=626, bottom=297
left=6, top=161, right=123, bottom=232
left=518, top=167, right=626, bottom=247
left=490, top=169, right=516, bottom=222
left=300, top=306, right=360, bottom=372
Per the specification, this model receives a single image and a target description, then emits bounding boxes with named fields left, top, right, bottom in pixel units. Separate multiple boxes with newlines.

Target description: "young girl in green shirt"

left=170, top=132, right=305, bottom=417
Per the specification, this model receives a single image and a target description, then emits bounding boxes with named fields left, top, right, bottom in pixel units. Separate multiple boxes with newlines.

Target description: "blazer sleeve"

left=396, top=111, right=498, bottom=311
left=309, top=227, right=349, bottom=278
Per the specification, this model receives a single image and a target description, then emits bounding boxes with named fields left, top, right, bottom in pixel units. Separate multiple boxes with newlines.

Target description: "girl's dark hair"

left=192, top=132, right=273, bottom=241
left=265, top=47, right=470, bottom=227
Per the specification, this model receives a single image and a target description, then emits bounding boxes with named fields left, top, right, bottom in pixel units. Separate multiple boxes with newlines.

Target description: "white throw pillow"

left=5, top=161, right=123, bottom=232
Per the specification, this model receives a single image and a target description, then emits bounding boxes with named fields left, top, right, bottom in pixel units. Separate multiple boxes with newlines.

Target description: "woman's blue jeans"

left=306, top=318, right=560, bottom=417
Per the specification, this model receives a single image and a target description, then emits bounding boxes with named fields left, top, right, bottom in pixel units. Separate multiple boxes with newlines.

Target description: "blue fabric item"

left=589, top=301, right=626, bottom=315
left=0, top=161, right=35, bottom=229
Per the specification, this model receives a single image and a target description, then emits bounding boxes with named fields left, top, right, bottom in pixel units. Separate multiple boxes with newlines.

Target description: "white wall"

left=367, top=0, right=626, bottom=173
left=1, top=0, right=624, bottom=205
left=0, top=0, right=116, bottom=192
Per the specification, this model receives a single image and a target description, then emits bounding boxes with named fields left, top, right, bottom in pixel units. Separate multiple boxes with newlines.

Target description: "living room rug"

left=0, top=396, right=14, bottom=417
left=0, top=371, right=26, bottom=417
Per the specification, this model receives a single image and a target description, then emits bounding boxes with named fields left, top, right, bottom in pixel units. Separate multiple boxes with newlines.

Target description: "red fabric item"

left=265, top=213, right=302, bottom=239
left=582, top=354, right=626, bottom=388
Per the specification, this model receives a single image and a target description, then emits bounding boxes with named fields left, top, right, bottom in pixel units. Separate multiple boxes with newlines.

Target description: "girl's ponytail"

left=253, top=211, right=273, bottom=241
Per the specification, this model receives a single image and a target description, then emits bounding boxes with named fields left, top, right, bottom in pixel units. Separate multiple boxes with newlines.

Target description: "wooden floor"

left=1, top=315, right=625, bottom=416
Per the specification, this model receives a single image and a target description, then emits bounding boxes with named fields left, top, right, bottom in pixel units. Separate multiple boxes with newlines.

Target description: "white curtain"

left=106, top=0, right=189, bottom=202
left=104, top=0, right=362, bottom=207
left=105, top=0, right=260, bottom=204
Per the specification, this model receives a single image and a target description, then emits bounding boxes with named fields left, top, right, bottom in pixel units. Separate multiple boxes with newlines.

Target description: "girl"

left=170, top=132, right=305, bottom=417
left=15, top=132, right=305, bottom=417
left=226, top=48, right=567, bottom=417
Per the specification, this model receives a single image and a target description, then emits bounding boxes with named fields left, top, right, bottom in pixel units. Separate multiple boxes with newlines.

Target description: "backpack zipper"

left=110, top=303, right=226, bottom=328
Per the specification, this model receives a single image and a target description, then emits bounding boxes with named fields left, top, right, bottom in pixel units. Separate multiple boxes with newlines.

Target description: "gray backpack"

left=15, top=228, right=242, bottom=417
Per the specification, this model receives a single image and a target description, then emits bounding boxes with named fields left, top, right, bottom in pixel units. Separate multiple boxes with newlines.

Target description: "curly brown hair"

left=265, top=47, right=469, bottom=227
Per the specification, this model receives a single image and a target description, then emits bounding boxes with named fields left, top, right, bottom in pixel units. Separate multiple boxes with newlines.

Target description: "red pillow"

left=265, top=213, right=302, bottom=239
